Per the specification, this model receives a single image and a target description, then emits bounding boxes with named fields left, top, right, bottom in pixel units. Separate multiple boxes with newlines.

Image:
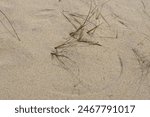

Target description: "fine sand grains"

left=0, top=0, right=150, bottom=99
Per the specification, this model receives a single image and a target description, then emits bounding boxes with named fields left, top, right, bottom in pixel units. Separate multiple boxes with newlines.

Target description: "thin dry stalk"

left=0, top=10, right=21, bottom=41
left=51, top=2, right=103, bottom=77
left=132, top=48, right=150, bottom=97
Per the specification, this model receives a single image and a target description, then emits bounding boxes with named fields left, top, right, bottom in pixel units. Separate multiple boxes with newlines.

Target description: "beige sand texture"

left=0, top=0, right=150, bottom=99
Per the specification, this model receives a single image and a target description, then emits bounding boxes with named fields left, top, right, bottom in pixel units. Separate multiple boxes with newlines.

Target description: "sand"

left=0, top=0, right=150, bottom=99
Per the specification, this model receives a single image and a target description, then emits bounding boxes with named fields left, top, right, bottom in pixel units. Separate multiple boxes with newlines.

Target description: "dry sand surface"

left=0, top=0, right=150, bottom=99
